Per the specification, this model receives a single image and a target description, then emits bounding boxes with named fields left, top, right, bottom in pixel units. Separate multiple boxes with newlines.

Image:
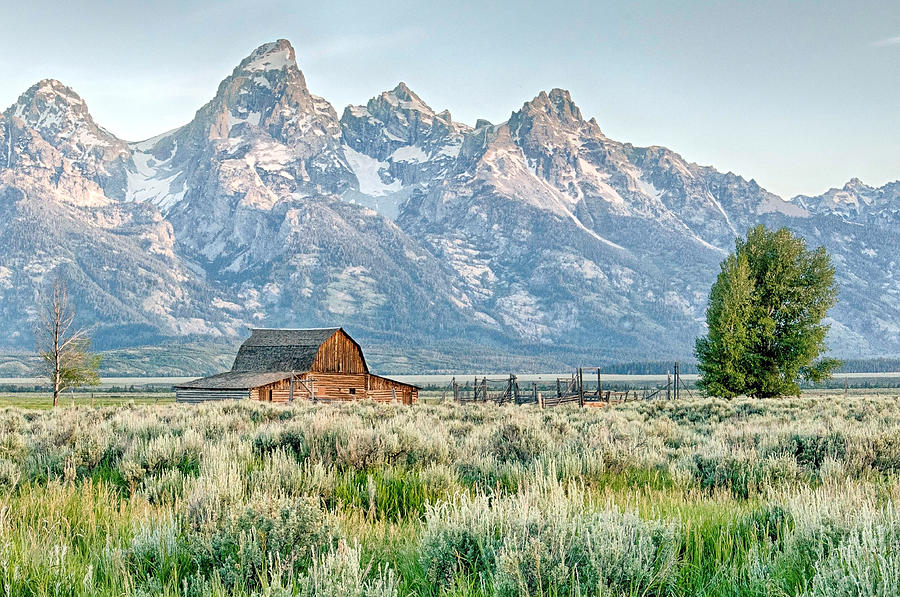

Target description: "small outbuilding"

left=175, top=327, right=418, bottom=405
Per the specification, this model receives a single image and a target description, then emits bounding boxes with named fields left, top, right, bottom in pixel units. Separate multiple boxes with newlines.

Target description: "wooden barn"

left=175, top=328, right=418, bottom=405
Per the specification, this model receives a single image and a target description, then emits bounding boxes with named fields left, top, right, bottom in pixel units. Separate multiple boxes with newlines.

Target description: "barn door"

left=266, top=388, right=273, bottom=402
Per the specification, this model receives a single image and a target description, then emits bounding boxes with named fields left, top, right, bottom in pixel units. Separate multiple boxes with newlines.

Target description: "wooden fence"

left=451, top=363, right=692, bottom=409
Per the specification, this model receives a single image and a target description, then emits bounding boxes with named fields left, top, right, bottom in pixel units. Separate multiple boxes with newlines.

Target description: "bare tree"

left=35, top=277, right=101, bottom=407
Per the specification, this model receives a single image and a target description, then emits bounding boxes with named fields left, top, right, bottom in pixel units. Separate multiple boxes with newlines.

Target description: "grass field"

left=0, top=392, right=176, bottom=409
left=2, top=393, right=900, bottom=596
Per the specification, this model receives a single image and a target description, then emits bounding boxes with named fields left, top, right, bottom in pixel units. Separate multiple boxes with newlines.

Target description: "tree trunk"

left=52, top=300, right=61, bottom=408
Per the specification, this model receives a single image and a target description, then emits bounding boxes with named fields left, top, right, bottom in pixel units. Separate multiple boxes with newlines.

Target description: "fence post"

left=557, top=378, right=561, bottom=398
left=597, top=368, right=602, bottom=398
left=578, top=368, right=585, bottom=407
left=675, top=362, right=680, bottom=400
left=672, top=361, right=678, bottom=400
left=667, top=370, right=671, bottom=400
left=532, top=382, right=538, bottom=404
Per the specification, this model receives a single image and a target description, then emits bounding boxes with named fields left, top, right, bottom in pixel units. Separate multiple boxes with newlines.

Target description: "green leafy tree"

left=35, top=277, right=101, bottom=407
left=696, top=225, right=839, bottom=398
left=694, top=251, right=754, bottom=399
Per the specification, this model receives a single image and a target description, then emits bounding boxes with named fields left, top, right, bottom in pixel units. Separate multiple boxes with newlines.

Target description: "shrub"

left=802, top=511, right=900, bottom=596
left=489, top=421, right=545, bottom=464
left=183, top=495, right=335, bottom=591
left=298, top=541, right=398, bottom=597
left=780, top=432, right=847, bottom=470
left=493, top=509, right=679, bottom=597
left=420, top=478, right=679, bottom=594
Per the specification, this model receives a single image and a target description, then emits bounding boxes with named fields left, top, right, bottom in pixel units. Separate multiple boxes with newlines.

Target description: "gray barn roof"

left=175, top=370, right=292, bottom=390
left=231, top=327, right=346, bottom=373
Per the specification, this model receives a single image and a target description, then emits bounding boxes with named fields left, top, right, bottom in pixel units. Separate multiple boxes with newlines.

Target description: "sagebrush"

left=2, top=395, right=900, bottom=595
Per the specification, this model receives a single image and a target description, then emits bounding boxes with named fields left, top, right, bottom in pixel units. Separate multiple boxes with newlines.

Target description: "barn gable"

left=230, top=328, right=368, bottom=374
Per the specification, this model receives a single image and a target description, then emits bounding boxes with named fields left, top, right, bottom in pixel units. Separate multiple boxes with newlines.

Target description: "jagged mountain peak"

left=389, top=81, right=417, bottom=100
left=843, top=177, right=869, bottom=192
left=6, top=77, right=127, bottom=150
left=373, top=82, right=436, bottom=119
left=197, top=39, right=311, bottom=124
left=237, top=39, right=299, bottom=74
left=360, top=82, right=466, bottom=132
left=187, top=37, right=343, bottom=146
left=794, top=177, right=899, bottom=216
left=122, top=37, right=353, bottom=214
left=8, top=78, right=101, bottom=136
left=341, top=82, right=468, bottom=159
left=518, top=88, right=584, bottom=125
left=15, top=79, right=85, bottom=107
left=2, top=77, right=128, bottom=187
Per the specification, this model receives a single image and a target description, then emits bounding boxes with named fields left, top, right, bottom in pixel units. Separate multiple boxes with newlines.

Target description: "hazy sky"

left=1, top=0, right=897, bottom=198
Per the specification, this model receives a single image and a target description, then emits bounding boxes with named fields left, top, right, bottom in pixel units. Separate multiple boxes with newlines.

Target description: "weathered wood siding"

left=176, top=388, right=251, bottom=402
left=246, top=372, right=417, bottom=405
left=249, top=377, right=294, bottom=403
left=368, top=374, right=417, bottom=404
left=306, top=373, right=367, bottom=401
left=309, top=329, right=368, bottom=374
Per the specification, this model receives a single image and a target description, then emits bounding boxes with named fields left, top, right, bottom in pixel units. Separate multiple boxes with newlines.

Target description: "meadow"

left=2, top=393, right=900, bottom=596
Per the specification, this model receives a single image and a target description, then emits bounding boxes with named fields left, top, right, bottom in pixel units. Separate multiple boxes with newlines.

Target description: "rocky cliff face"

left=0, top=39, right=897, bottom=364
left=339, top=82, right=471, bottom=218
left=0, top=93, right=238, bottom=347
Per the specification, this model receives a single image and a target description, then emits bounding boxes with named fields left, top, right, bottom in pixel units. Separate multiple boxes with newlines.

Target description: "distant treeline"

left=605, top=358, right=900, bottom=375
left=837, top=358, right=900, bottom=373
left=604, top=361, right=700, bottom=375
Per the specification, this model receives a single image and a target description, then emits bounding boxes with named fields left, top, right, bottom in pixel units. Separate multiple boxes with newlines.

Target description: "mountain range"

left=1, top=39, right=897, bottom=372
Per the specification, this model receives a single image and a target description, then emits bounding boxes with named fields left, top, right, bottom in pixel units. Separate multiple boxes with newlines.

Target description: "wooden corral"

left=176, top=328, right=417, bottom=405
left=451, top=364, right=690, bottom=409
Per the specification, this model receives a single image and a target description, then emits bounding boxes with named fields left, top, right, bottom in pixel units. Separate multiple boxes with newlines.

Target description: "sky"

left=0, top=0, right=897, bottom=198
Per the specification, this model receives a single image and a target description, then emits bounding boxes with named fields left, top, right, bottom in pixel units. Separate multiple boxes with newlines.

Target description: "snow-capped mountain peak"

left=795, top=178, right=900, bottom=217
left=12, top=79, right=88, bottom=121
left=6, top=79, right=124, bottom=152
left=2, top=78, right=129, bottom=194
left=120, top=39, right=355, bottom=214
left=238, top=39, right=299, bottom=74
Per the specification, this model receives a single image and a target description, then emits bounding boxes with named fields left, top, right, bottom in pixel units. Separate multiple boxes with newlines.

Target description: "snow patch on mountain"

left=758, top=196, right=809, bottom=217
left=126, top=140, right=186, bottom=210
left=242, top=40, right=296, bottom=72
left=343, top=146, right=400, bottom=195
left=391, top=145, right=428, bottom=163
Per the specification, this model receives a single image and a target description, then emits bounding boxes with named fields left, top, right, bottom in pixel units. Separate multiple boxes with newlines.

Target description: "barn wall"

left=176, top=389, right=250, bottom=402
left=245, top=373, right=417, bottom=404
left=250, top=377, right=310, bottom=403
left=248, top=373, right=370, bottom=403
left=367, top=374, right=418, bottom=404
left=310, top=330, right=368, bottom=374
left=305, top=373, right=368, bottom=401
